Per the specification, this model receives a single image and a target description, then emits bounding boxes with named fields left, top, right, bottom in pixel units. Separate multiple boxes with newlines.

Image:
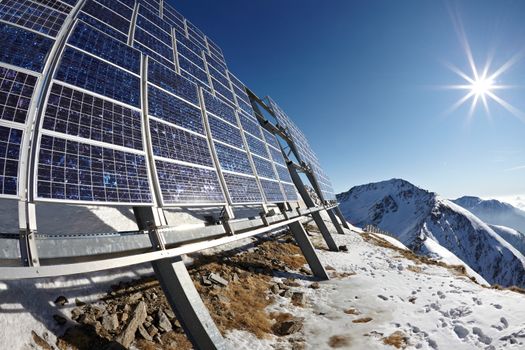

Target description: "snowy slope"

left=489, top=224, right=525, bottom=257
left=453, top=196, right=525, bottom=233
left=337, top=179, right=525, bottom=288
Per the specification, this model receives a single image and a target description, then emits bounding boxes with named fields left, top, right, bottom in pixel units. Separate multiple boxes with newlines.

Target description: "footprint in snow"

left=491, top=317, right=509, bottom=331
left=491, top=303, right=503, bottom=310
left=472, top=327, right=492, bottom=345
left=453, top=324, right=469, bottom=339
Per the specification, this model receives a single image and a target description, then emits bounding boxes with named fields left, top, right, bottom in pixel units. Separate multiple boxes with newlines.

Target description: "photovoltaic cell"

left=37, top=135, right=152, bottom=203
left=147, top=85, right=204, bottom=134
left=214, top=143, right=252, bottom=175
left=175, top=32, right=203, bottom=55
left=282, top=183, right=298, bottom=201
left=212, top=78, right=234, bottom=103
left=180, top=71, right=210, bottom=92
left=77, top=12, right=127, bottom=43
left=55, top=47, right=141, bottom=107
left=208, top=67, right=229, bottom=89
left=275, top=164, right=292, bottom=183
left=138, top=4, right=170, bottom=32
left=136, top=15, right=172, bottom=46
left=202, top=91, right=236, bottom=124
left=208, top=116, right=244, bottom=149
left=43, top=84, right=143, bottom=150
left=33, top=0, right=73, bottom=14
left=0, top=66, right=37, bottom=124
left=81, top=0, right=130, bottom=37
left=269, top=147, right=286, bottom=166
left=260, top=179, right=285, bottom=203
left=245, top=134, right=269, bottom=159
left=262, top=129, right=281, bottom=150
left=177, top=43, right=206, bottom=70
left=91, top=0, right=132, bottom=19
left=68, top=21, right=141, bottom=74
left=155, top=160, right=224, bottom=204
left=252, top=156, right=276, bottom=180
left=0, top=0, right=67, bottom=37
left=133, top=42, right=175, bottom=72
left=223, top=173, right=263, bottom=204
left=148, top=59, right=198, bottom=105
left=149, top=119, right=213, bottom=167
left=178, top=56, right=208, bottom=84
left=0, top=22, right=53, bottom=73
left=0, top=126, right=22, bottom=196
left=205, top=54, right=227, bottom=75
left=134, top=27, right=173, bottom=63
left=239, top=115, right=263, bottom=139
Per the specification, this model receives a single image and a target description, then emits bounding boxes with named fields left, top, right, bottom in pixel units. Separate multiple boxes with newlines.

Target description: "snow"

left=372, top=233, right=409, bottom=250
left=227, top=230, right=525, bottom=349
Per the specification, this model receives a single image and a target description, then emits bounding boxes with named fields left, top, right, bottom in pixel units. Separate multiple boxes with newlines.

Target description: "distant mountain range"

left=337, top=179, right=525, bottom=288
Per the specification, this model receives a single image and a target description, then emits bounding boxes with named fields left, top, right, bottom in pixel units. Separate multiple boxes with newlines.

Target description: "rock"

left=75, top=298, right=86, bottom=307
left=270, top=284, right=281, bottom=294
left=164, top=308, right=176, bottom=320
left=284, top=279, right=300, bottom=287
left=154, top=334, right=163, bottom=344
left=157, top=310, right=173, bottom=333
left=273, top=317, right=304, bottom=336
left=117, top=301, right=148, bottom=348
left=53, top=314, right=67, bottom=326
left=146, top=316, right=154, bottom=323
left=31, top=330, right=53, bottom=350
left=202, top=275, right=213, bottom=286
left=91, top=305, right=106, bottom=319
left=54, top=296, right=69, bottom=306
left=232, top=273, right=239, bottom=282
left=291, top=292, right=306, bottom=307
left=277, top=283, right=289, bottom=290
left=127, top=292, right=143, bottom=305
left=309, top=282, right=320, bottom=289
left=102, top=314, right=119, bottom=333
left=71, top=308, right=83, bottom=320
left=208, top=273, right=229, bottom=286
left=173, top=319, right=182, bottom=329
left=280, top=290, right=293, bottom=298
left=120, top=313, right=129, bottom=323
left=338, top=245, right=349, bottom=252
left=377, top=294, right=388, bottom=301
left=147, top=324, right=159, bottom=337
left=138, top=323, right=153, bottom=341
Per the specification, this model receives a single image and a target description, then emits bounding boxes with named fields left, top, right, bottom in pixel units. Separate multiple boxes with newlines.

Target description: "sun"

left=470, top=76, right=494, bottom=97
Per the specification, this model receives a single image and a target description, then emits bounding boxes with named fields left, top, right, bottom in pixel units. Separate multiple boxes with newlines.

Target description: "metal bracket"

left=18, top=201, right=39, bottom=267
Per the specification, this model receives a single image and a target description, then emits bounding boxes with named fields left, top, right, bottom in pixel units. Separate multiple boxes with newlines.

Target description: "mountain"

left=337, top=179, right=525, bottom=288
left=453, top=196, right=525, bottom=233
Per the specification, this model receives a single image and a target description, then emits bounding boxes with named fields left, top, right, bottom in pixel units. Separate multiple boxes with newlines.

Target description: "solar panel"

left=77, top=12, right=128, bottom=43
left=81, top=0, right=130, bottom=37
left=0, top=22, right=53, bottom=73
left=222, top=173, right=263, bottom=204
left=33, top=0, right=73, bottom=14
left=0, top=125, right=22, bottom=196
left=55, top=47, right=141, bottom=107
left=92, top=0, right=133, bottom=19
left=0, top=66, right=38, bottom=124
left=148, top=59, right=198, bottom=105
left=0, top=0, right=67, bottom=37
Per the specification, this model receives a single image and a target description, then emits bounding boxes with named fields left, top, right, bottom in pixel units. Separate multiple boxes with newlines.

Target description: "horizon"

left=171, top=0, right=525, bottom=205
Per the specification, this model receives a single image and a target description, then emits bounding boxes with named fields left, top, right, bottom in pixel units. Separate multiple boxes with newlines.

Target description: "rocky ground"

left=30, top=229, right=327, bottom=350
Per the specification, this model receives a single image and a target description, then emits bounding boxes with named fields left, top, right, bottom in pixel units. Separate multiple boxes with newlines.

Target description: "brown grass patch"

left=328, top=335, right=351, bottom=348
left=490, top=284, right=525, bottom=295
left=344, top=308, right=361, bottom=315
left=382, top=331, right=408, bottom=348
left=352, top=317, right=372, bottom=323
left=407, top=265, right=422, bottom=273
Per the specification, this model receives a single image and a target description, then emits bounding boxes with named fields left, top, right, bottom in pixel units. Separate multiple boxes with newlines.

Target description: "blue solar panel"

left=269, top=147, right=286, bottom=166
left=0, top=22, right=53, bottom=73
left=202, top=91, right=236, bottom=124
left=262, top=129, right=281, bottom=150
left=37, top=135, right=152, bottom=203
left=239, top=114, right=263, bottom=139
left=260, top=179, right=285, bottom=203
left=175, top=32, right=203, bottom=55
left=282, top=183, right=298, bottom=201
left=60, top=0, right=78, bottom=6
left=138, top=4, right=170, bottom=32
left=134, top=27, right=173, bottom=63
left=136, top=15, right=172, bottom=46
left=77, top=12, right=127, bottom=43
left=176, top=43, right=206, bottom=70
left=245, top=134, right=269, bottom=159
left=163, top=8, right=184, bottom=33
left=147, top=85, right=204, bottom=134
left=155, top=160, right=224, bottom=204
left=34, top=0, right=73, bottom=14
left=208, top=67, right=229, bottom=89
left=0, top=126, right=22, bottom=196
left=43, top=83, right=143, bottom=150
left=55, top=47, right=141, bottom=107
left=149, top=119, right=213, bottom=167
left=178, top=56, right=209, bottom=84
left=69, top=21, right=141, bottom=74
left=208, top=116, right=244, bottom=149
left=148, top=59, right=199, bottom=105
left=223, top=173, right=263, bottom=204
left=0, top=0, right=67, bottom=37
left=133, top=42, right=175, bottom=72
left=214, top=143, right=252, bottom=175
left=0, top=66, right=37, bottom=124
left=252, top=156, right=276, bottom=180
left=205, top=54, right=227, bottom=75
left=91, top=0, right=132, bottom=19
left=180, top=70, right=211, bottom=92
left=211, top=79, right=235, bottom=103
left=275, top=164, right=292, bottom=183
left=82, top=0, right=130, bottom=36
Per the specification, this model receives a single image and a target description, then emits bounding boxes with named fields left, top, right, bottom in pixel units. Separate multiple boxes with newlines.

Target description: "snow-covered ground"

left=227, top=230, right=525, bottom=349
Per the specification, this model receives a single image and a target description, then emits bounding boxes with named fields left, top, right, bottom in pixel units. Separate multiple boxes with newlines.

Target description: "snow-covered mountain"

left=453, top=196, right=525, bottom=233
left=337, top=179, right=525, bottom=288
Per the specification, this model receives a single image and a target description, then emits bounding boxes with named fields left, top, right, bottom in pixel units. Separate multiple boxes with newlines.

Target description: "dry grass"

left=328, top=335, right=351, bottom=348
left=352, top=317, right=372, bottom=323
left=406, top=265, right=422, bottom=273
left=490, top=284, right=525, bottom=295
left=382, top=331, right=408, bottom=349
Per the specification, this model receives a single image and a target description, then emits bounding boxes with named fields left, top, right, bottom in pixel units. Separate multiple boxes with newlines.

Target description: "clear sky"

left=171, top=0, right=525, bottom=204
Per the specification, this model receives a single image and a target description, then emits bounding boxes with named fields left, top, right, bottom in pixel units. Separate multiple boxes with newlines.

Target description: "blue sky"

left=172, top=0, right=525, bottom=202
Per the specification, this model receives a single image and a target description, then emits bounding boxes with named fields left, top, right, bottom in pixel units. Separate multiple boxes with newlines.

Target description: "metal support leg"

left=152, top=257, right=228, bottom=350
left=289, top=221, right=329, bottom=280
left=326, top=208, right=345, bottom=235
left=334, top=206, right=350, bottom=230
left=311, top=211, right=339, bottom=252
left=18, top=201, right=39, bottom=266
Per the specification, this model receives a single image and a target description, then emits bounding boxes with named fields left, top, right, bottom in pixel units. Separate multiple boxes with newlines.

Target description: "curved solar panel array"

left=267, top=97, right=336, bottom=202
left=0, top=0, right=301, bottom=207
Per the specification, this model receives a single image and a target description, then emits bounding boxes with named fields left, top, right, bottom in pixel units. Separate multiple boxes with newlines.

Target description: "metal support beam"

left=310, top=211, right=339, bottom=251
left=152, top=257, right=228, bottom=350
left=18, top=201, right=39, bottom=266
left=326, top=208, right=345, bottom=235
left=333, top=206, right=350, bottom=230
left=288, top=221, right=329, bottom=280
